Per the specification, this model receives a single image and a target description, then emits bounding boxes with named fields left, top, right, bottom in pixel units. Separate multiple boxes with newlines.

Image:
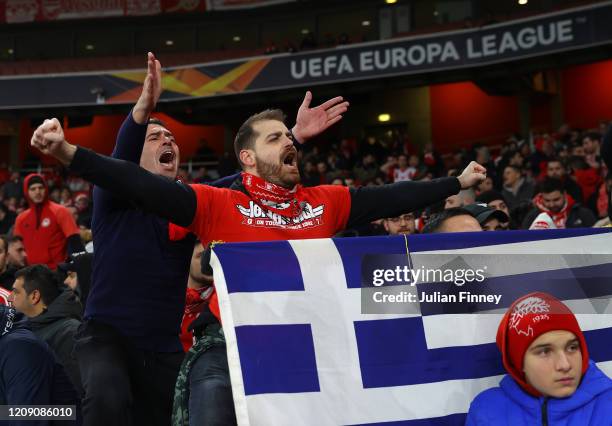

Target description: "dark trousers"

left=188, top=345, right=236, bottom=426
left=74, top=320, right=184, bottom=426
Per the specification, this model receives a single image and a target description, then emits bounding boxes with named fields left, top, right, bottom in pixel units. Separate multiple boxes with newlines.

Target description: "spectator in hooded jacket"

left=13, top=174, right=83, bottom=269
left=466, top=292, right=612, bottom=425
left=522, top=178, right=596, bottom=229
left=0, top=304, right=79, bottom=425
left=9, top=265, right=83, bottom=397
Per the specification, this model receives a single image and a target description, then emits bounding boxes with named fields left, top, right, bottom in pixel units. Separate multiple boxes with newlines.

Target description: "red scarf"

left=184, top=286, right=213, bottom=315
left=241, top=172, right=303, bottom=218
left=533, top=193, right=575, bottom=229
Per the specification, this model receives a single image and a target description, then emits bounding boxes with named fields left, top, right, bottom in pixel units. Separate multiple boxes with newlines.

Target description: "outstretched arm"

left=291, top=91, right=349, bottom=143
left=113, top=52, right=162, bottom=162
left=31, top=118, right=197, bottom=228
left=346, top=162, right=486, bottom=228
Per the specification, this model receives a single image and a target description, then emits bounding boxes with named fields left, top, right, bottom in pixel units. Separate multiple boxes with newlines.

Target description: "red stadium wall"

left=21, top=114, right=224, bottom=165
left=562, top=59, right=612, bottom=129
left=529, top=95, right=553, bottom=133
left=429, top=82, right=520, bottom=151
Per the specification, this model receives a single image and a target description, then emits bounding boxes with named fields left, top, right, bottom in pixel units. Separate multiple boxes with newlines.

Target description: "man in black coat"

left=9, top=265, right=83, bottom=396
left=0, top=304, right=79, bottom=425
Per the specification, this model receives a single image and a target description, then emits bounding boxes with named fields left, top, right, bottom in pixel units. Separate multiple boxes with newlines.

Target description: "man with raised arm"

left=44, top=52, right=348, bottom=426
left=31, top=56, right=485, bottom=425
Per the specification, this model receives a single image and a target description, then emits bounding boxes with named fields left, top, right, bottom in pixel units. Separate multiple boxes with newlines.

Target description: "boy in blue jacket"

left=466, top=292, right=612, bottom=425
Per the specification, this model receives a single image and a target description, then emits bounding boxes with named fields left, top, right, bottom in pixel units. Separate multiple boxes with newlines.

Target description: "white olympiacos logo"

left=236, top=201, right=324, bottom=229
left=41, top=218, right=51, bottom=227
left=509, top=296, right=550, bottom=337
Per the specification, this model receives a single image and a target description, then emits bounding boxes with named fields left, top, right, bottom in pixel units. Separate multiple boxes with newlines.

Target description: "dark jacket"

left=562, top=177, right=584, bottom=204
left=522, top=202, right=597, bottom=229
left=502, top=180, right=535, bottom=210
left=28, top=291, right=83, bottom=396
left=88, top=114, right=195, bottom=352
left=0, top=265, right=17, bottom=291
left=0, top=318, right=78, bottom=425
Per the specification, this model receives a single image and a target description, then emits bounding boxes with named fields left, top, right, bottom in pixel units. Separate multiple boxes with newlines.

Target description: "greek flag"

left=210, top=228, right=612, bottom=426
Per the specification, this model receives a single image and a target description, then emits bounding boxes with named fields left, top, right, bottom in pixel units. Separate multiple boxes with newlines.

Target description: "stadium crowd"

left=2, top=114, right=610, bottom=244
left=0, top=51, right=611, bottom=426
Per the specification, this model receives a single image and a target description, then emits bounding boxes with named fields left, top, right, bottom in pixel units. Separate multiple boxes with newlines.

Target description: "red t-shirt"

left=184, top=183, right=352, bottom=321
left=187, top=184, right=351, bottom=245
left=14, top=201, right=80, bottom=270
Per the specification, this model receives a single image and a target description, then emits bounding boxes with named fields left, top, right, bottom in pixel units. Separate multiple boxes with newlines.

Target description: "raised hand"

left=291, top=91, right=349, bottom=143
left=30, top=118, right=76, bottom=166
left=457, top=161, right=487, bottom=189
left=133, top=52, right=162, bottom=124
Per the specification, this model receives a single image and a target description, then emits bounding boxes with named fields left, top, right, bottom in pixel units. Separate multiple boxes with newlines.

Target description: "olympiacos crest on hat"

left=509, top=296, right=551, bottom=337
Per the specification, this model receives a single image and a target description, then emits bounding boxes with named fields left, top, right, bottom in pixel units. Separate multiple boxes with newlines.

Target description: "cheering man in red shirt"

left=31, top=82, right=486, bottom=426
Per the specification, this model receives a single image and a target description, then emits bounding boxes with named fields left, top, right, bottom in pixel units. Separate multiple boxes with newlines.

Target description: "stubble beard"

left=255, top=156, right=301, bottom=189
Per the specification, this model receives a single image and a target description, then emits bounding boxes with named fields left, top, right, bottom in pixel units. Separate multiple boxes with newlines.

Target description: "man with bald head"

left=422, top=207, right=482, bottom=233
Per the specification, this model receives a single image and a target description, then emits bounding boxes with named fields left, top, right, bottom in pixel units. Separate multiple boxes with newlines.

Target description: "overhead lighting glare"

left=362, top=20, right=371, bottom=26
left=378, top=113, right=391, bottom=122
left=518, top=0, right=528, bottom=4
left=233, top=35, right=241, bottom=42
left=85, top=44, right=94, bottom=50
left=165, top=40, right=174, bottom=46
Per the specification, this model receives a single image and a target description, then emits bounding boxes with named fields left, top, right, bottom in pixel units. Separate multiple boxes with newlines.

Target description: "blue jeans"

left=188, top=345, right=237, bottom=426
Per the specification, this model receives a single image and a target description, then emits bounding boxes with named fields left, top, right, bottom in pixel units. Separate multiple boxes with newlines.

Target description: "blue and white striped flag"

left=211, top=228, right=612, bottom=426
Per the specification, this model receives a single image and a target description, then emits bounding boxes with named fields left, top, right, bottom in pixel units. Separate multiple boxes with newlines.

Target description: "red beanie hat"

left=495, top=292, right=589, bottom=397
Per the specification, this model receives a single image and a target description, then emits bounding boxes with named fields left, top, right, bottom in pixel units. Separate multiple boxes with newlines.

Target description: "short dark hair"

left=547, top=157, right=564, bottom=167
left=234, top=109, right=286, bottom=167
left=476, top=190, right=506, bottom=205
left=8, top=235, right=23, bottom=245
left=148, top=117, right=167, bottom=128
left=14, top=265, right=61, bottom=306
left=538, top=177, right=565, bottom=194
left=504, top=164, right=522, bottom=174
left=422, top=207, right=474, bottom=234
left=583, top=132, right=601, bottom=143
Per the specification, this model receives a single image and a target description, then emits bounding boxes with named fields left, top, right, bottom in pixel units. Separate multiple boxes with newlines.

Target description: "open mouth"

left=282, top=150, right=297, bottom=167
left=159, top=150, right=175, bottom=166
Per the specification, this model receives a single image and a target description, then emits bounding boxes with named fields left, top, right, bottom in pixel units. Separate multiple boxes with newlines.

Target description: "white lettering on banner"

left=481, top=34, right=497, bottom=56
left=337, top=55, right=354, bottom=74
left=360, top=51, right=373, bottom=71
left=557, top=19, right=574, bottom=42
left=466, top=20, right=575, bottom=58
left=309, top=58, right=322, bottom=77
left=441, top=42, right=460, bottom=61
left=291, top=54, right=353, bottom=79
left=498, top=32, right=519, bottom=54
left=290, top=19, right=574, bottom=80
